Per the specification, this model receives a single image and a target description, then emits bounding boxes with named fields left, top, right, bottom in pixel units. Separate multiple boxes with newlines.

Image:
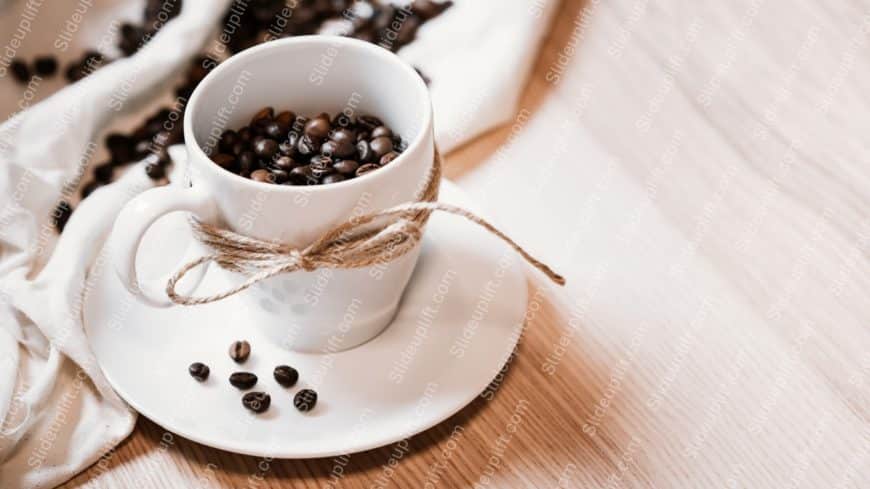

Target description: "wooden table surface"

left=63, top=0, right=870, bottom=487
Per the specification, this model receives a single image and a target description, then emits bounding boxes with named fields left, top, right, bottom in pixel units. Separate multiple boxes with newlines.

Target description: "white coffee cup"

left=110, top=36, right=435, bottom=352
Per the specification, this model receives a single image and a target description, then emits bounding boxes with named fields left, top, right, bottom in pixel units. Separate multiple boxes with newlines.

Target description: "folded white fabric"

left=0, top=0, right=556, bottom=487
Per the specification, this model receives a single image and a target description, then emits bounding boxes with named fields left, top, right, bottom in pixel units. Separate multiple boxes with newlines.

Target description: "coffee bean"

left=188, top=362, right=210, bottom=381
left=106, top=133, right=134, bottom=163
left=219, top=130, right=240, bottom=153
left=34, top=56, right=58, bottom=77
left=310, top=154, right=333, bottom=169
left=251, top=169, right=273, bottom=183
left=273, top=365, right=299, bottom=387
left=213, top=153, right=236, bottom=169
left=333, top=159, right=359, bottom=174
left=229, top=372, right=258, bottom=389
left=272, top=156, right=296, bottom=171
left=251, top=106, right=274, bottom=126
left=370, top=136, right=393, bottom=157
left=380, top=151, right=400, bottom=165
left=278, top=140, right=297, bottom=157
left=320, top=140, right=338, bottom=157
left=322, top=174, right=346, bottom=184
left=254, top=138, right=278, bottom=159
left=356, top=140, right=374, bottom=162
left=242, top=392, right=271, bottom=413
left=239, top=151, right=257, bottom=174
left=264, top=121, right=284, bottom=139
left=371, top=126, right=393, bottom=139
left=289, top=165, right=315, bottom=185
left=297, top=134, right=318, bottom=156
left=358, top=115, right=383, bottom=131
left=331, top=128, right=356, bottom=144
left=304, top=117, right=330, bottom=140
left=275, top=111, right=295, bottom=132
left=10, top=59, right=30, bottom=84
left=356, top=163, right=379, bottom=177
left=146, top=162, right=166, bottom=180
left=229, top=340, right=251, bottom=363
left=294, top=389, right=318, bottom=412
left=270, top=169, right=290, bottom=183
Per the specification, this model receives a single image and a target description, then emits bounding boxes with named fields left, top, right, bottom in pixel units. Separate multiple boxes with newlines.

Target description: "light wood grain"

left=62, top=0, right=870, bottom=487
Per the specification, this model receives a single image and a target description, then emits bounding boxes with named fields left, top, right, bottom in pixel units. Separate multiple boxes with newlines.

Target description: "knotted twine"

left=166, top=150, right=565, bottom=305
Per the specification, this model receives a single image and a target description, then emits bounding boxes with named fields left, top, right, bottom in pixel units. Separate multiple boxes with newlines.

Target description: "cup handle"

left=111, top=185, right=218, bottom=307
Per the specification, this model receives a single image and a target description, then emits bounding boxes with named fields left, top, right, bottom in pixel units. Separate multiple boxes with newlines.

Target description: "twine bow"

left=166, top=151, right=565, bottom=306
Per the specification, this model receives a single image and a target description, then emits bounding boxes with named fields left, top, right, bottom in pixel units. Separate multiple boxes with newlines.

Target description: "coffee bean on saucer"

left=380, top=151, right=400, bottom=166
left=242, top=392, right=271, bottom=413
left=34, top=56, right=58, bottom=77
left=355, top=163, right=379, bottom=177
left=10, top=59, right=31, bottom=83
left=229, top=340, right=251, bottom=363
left=188, top=362, right=210, bottom=381
left=273, top=365, right=299, bottom=387
left=230, top=372, right=258, bottom=389
left=294, top=389, right=317, bottom=412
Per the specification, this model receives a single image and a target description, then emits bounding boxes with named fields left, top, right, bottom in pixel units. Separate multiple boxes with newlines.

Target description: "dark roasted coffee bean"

left=356, top=130, right=371, bottom=142
left=278, top=140, right=297, bottom=157
left=297, top=134, right=317, bottom=156
left=229, top=340, right=251, bottom=363
left=333, top=139, right=356, bottom=158
left=275, top=111, right=295, bottom=132
left=333, top=159, right=359, bottom=175
left=238, top=127, right=253, bottom=142
left=380, top=151, right=400, bottom=165
left=273, top=365, right=299, bottom=387
left=294, top=389, right=317, bottom=412
left=189, top=362, right=210, bottom=381
left=371, top=125, right=393, bottom=139
left=145, top=162, right=166, bottom=180
left=331, top=128, right=356, bottom=144
left=270, top=169, right=290, bottom=183
left=10, top=59, right=30, bottom=83
left=289, top=165, right=316, bottom=185
left=254, top=138, right=278, bottom=159
left=34, top=56, right=58, bottom=77
left=238, top=151, right=256, bottom=174
left=219, top=130, right=240, bottom=153
left=356, top=140, right=374, bottom=162
left=310, top=154, right=333, bottom=169
left=272, top=156, right=296, bottom=171
left=355, top=163, right=379, bottom=177
left=242, top=392, right=270, bottom=413
left=320, top=140, right=338, bottom=157
left=250, top=107, right=274, bottom=125
left=213, top=153, right=236, bottom=169
left=357, top=115, right=383, bottom=131
left=229, top=372, right=258, bottom=389
left=370, top=136, right=393, bottom=157
left=264, top=121, right=284, bottom=139
left=52, top=201, right=72, bottom=233
left=93, top=162, right=114, bottom=183
left=231, top=141, right=247, bottom=156
left=65, top=63, right=84, bottom=83
left=251, top=169, right=273, bottom=183
left=322, top=173, right=346, bottom=184
left=304, top=117, right=330, bottom=140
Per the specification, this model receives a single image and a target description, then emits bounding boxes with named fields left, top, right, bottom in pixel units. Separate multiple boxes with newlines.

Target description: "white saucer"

left=84, top=181, right=527, bottom=458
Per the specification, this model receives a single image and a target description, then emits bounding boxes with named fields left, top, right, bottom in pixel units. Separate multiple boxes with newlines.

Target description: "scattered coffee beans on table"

left=188, top=362, right=210, bottom=381
left=242, top=392, right=271, bottom=413
left=210, top=108, right=405, bottom=185
left=229, top=372, right=258, bottom=390
left=229, top=340, right=251, bottom=363
left=294, top=389, right=318, bottom=412
left=273, top=365, right=299, bottom=387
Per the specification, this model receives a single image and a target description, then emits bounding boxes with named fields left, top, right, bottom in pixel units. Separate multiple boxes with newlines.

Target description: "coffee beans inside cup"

left=208, top=108, right=405, bottom=186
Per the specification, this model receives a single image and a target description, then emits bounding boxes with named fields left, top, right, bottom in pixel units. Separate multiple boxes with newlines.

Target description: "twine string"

left=166, top=151, right=565, bottom=306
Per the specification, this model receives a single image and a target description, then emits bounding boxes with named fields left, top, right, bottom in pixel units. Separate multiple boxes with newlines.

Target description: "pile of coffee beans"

left=211, top=108, right=404, bottom=185
left=189, top=340, right=318, bottom=415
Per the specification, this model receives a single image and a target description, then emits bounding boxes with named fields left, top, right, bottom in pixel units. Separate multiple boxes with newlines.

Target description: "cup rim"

left=183, top=35, right=433, bottom=194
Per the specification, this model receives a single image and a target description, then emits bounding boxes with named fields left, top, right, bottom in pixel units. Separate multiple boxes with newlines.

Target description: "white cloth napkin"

left=0, top=0, right=557, bottom=487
